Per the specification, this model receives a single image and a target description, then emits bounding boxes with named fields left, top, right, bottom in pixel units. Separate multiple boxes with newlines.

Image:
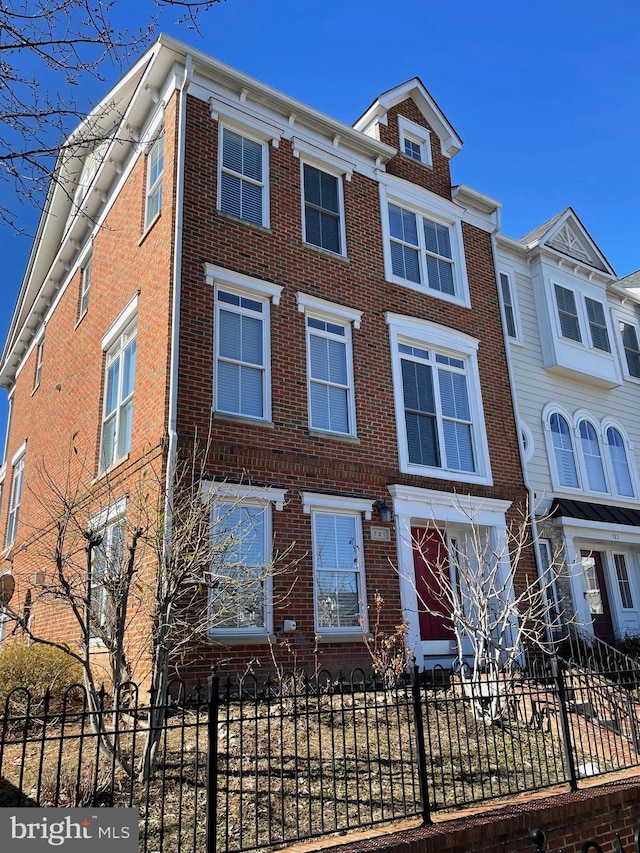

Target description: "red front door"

left=412, top=527, right=453, bottom=641
left=581, top=550, right=615, bottom=642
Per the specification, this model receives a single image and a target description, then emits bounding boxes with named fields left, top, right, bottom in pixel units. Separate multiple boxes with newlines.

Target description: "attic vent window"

left=548, top=224, right=592, bottom=263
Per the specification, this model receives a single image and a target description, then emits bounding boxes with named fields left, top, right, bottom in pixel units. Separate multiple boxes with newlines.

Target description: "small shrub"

left=0, top=642, right=84, bottom=718
left=614, top=633, right=640, bottom=664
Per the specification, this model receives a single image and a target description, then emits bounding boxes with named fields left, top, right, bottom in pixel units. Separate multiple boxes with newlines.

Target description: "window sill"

left=93, top=453, right=131, bottom=484
left=399, top=152, right=433, bottom=170
left=308, top=429, right=360, bottom=444
left=316, top=631, right=365, bottom=644
left=400, top=462, right=493, bottom=488
left=138, top=211, right=162, bottom=246
left=213, top=412, right=275, bottom=429
left=215, top=210, right=272, bottom=234
left=207, top=631, right=274, bottom=646
left=387, top=275, right=470, bottom=309
left=302, top=242, right=350, bottom=263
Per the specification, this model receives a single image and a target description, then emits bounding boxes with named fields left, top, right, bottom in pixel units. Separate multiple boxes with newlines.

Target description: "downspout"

left=489, top=225, right=549, bottom=649
left=159, top=53, right=193, bottom=678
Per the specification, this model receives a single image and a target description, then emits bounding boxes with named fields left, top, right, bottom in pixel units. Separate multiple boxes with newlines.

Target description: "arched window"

left=578, top=419, right=607, bottom=492
left=606, top=427, right=634, bottom=497
left=550, top=413, right=578, bottom=488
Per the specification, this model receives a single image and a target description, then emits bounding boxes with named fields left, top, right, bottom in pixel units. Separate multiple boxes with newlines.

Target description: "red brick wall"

left=320, top=778, right=640, bottom=853
left=177, top=94, right=530, bottom=677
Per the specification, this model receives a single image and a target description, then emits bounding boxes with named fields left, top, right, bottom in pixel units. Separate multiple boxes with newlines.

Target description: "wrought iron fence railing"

left=1, top=657, right=640, bottom=853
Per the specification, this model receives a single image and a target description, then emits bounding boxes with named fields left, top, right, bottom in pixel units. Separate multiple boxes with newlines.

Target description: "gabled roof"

left=617, top=269, right=640, bottom=290
left=353, top=78, right=462, bottom=159
left=518, top=207, right=615, bottom=276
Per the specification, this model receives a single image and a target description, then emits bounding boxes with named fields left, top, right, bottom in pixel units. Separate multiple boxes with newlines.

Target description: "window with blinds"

left=219, top=128, right=266, bottom=226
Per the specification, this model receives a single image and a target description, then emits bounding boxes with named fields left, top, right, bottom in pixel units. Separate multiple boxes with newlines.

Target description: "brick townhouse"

left=0, top=35, right=533, bottom=680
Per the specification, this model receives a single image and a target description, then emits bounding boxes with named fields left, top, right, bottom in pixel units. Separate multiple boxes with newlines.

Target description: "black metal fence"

left=1, top=657, right=640, bottom=853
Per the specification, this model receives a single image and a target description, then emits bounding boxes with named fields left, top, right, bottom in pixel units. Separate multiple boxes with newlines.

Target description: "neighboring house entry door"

left=581, top=550, right=615, bottom=642
left=412, top=527, right=453, bottom=657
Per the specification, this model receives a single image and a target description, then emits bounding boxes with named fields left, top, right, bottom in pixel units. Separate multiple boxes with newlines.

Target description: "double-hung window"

left=99, top=302, right=137, bottom=473
left=208, top=266, right=282, bottom=423
left=5, top=450, right=25, bottom=547
left=297, top=293, right=361, bottom=437
left=382, top=185, right=469, bottom=306
left=33, top=336, right=44, bottom=390
left=90, top=516, right=125, bottom=636
left=79, top=256, right=92, bottom=319
left=499, top=272, right=520, bottom=340
left=302, top=492, right=372, bottom=636
left=145, top=134, right=164, bottom=226
left=398, top=116, right=432, bottom=166
left=302, top=164, right=344, bottom=254
left=553, top=285, right=612, bottom=353
left=613, top=553, right=635, bottom=610
left=204, top=482, right=286, bottom=640
left=387, top=314, right=491, bottom=485
left=218, top=127, right=267, bottom=226
left=619, top=321, right=640, bottom=379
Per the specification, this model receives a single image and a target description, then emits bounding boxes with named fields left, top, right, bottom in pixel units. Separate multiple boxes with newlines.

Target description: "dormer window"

left=397, top=116, right=432, bottom=167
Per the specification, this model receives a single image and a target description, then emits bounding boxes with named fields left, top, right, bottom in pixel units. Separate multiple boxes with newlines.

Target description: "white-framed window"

left=5, top=448, right=25, bottom=547
left=79, top=255, right=92, bottom=319
left=546, top=409, right=579, bottom=490
left=386, top=314, right=491, bottom=485
left=145, top=133, right=164, bottom=226
left=498, top=271, right=520, bottom=341
left=520, top=421, right=534, bottom=463
left=218, top=126, right=269, bottom=227
left=302, top=492, right=372, bottom=637
left=302, top=163, right=345, bottom=255
left=544, top=406, right=638, bottom=499
left=604, top=423, right=635, bottom=498
left=90, top=514, right=126, bottom=635
left=398, top=116, right=432, bottom=167
left=553, top=284, right=612, bottom=353
left=99, top=299, right=138, bottom=474
left=618, top=320, right=640, bottom=380
left=577, top=418, right=607, bottom=493
left=204, top=482, right=286, bottom=640
left=33, top=335, right=44, bottom=391
left=297, top=293, right=361, bottom=437
left=207, top=266, right=282, bottom=423
left=613, top=553, right=635, bottom=610
left=380, top=184, right=469, bottom=307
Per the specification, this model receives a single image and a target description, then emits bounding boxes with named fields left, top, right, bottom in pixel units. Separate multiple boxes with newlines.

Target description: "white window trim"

left=87, top=505, right=126, bottom=644
left=520, top=421, right=535, bottom=463
left=79, top=254, right=92, bottom=320
left=2, top=393, right=13, bottom=466
left=602, top=418, right=638, bottom=500
left=33, top=332, right=45, bottom=391
left=379, top=183, right=470, bottom=307
left=99, top=304, right=137, bottom=475
left=209, top=95, right=283, bottom=148
left=204, top=264, right=282, bottom=305
left=386, top=313, right=492, bottom=486
left=298, top=156, right=348, bottom=257
left=297, top=292, right=360, bottom=438
left=398, top=116, right=432, bottom=167
left=612, top=551, right=637, bottom=612
left=5, top=447, right=25, bottom=548
left=207, top=489, right=282, bottom=641
left=543, top=404, right=582, bottom=495
left=498, top=269, right=522, bottom=344
left=216, top=123, right=270, bottom=228
left=575, top=411, right=609, bottom=497
left=303, top=494, right=369, bottom=637
left=201, top=481, right=287, bottom=511
left=301, top=491, right=373, bottom=519
left=615, top=315, right=640, bottom=384
left=144, top=133, right=164, bottom=228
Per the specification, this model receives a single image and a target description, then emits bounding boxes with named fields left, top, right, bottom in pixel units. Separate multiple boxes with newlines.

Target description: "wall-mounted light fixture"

left=376, top=501, right=393, bottom=523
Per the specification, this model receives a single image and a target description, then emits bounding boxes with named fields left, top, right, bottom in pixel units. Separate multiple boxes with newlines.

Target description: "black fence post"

left=207, top=669, right=220, bottom=853
left=410, top=663, right=432, bottom=826
left=552, top=655, right=578, bottom=792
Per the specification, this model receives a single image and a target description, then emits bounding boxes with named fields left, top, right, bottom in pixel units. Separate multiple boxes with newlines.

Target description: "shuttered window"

left=554, top=285, right=581, bottom=342
left=585, top=297, right=610, bottom=352
left=620, top=322, right=640, bottom=378
left=219, top=128, right=265, bottom=225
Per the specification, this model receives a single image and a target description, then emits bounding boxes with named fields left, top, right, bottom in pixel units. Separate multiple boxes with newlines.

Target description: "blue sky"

left=2, top=0, right=640, bottom=447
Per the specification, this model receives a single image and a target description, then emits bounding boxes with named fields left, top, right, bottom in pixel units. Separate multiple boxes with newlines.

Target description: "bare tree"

left=0, top=0, right=226, bottom=232
left=2, top=438, right=297, bottom=780
left=409, top=498, right=571, bottom=719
